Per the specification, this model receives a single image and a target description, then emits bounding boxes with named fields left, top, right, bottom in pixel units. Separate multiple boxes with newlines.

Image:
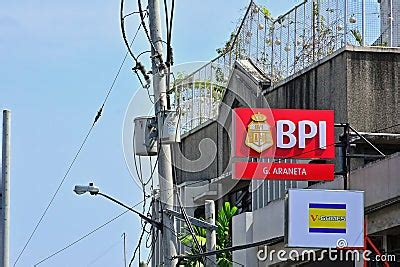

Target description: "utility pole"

left=122, top=233, right=127, bottom=267
left=147, top=0, right=177, bottom=266
left=1, top=110, right=10, bottom=267
left=205, top=200, right=216, bottom=267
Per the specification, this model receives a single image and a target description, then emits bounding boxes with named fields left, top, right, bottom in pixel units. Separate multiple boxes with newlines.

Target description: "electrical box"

left=134, top=116, right=157, bottom=156
left=160, top=110, right=181, bottom=143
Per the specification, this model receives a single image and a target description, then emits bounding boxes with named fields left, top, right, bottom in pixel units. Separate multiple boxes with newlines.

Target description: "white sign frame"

left=285, top=189, right=364, bottom=249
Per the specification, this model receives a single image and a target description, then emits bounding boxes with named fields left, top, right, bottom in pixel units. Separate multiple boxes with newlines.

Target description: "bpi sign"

left=233, top=108, right=335, bottom=181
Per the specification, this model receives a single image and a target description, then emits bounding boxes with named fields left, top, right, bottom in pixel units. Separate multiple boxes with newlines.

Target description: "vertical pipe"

left=262, top=16, right=267, bottom=70
left=362, top=0, right=366, bottom=46
left=191, top=78, right=195, bottom=130
left=270, top=22, right=275, bottom=78
left=152, top=192, right=160, bottom=267
left=122, top=233, right=127, bottom=267
left=248, top=10, right=253, bottom=57
left=303, top=2, right=306, bottom=68
left=203, top=68, right=206, bottom=121
left=389, top=0, right=393, bottom=46
left=286, top=14, right=290, bottom=76
left=335, top=0, right=339, bottom=50
left=256, top=11, right=260, bottom=61
left=312, top=0, right=316, bottom=61
left=209, top=64, right=213, bottom=119
left=294, top=7, right=297, bottom=73
left=344, top=0, right=348, bottom=45
left=317, top=0, right=321, bottom=58
left=205, top=200, right=216, bottom=267
left=1, top=110, right=10, bottom=267
left=198, top=72, right=201, bottom=127
left=279, top=26, right=283, bottom=77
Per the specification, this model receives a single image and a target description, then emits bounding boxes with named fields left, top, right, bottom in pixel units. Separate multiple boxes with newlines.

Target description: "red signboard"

left=233, top=162, right=335, bottom=181
left=233, top=108, right=335, bottom=159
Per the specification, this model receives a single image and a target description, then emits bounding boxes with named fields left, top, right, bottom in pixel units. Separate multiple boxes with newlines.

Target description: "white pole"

left=205, top=200, right=216, bottom=267
left=147, top=0, right=177, bottom=266
left=1, top=110, right=10, bottom=267
left=362, top=0, right=366, bottom=46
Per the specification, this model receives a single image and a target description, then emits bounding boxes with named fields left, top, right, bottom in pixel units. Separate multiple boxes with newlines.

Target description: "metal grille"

left=172, top=0, right=398, bottom=134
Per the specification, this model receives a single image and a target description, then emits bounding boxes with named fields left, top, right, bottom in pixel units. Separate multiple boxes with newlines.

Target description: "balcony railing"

left=171, top=0, right=398, bottom=134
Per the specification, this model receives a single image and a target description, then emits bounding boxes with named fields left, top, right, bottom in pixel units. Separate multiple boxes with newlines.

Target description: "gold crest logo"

left=245, top=112, right=273, bottom=153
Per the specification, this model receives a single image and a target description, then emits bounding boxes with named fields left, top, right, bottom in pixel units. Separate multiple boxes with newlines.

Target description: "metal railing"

left=172, top=0, right=398, bottom=134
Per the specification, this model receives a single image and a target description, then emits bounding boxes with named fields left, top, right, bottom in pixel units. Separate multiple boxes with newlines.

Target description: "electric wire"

left=123, top=10, right=147, bottom=19
left=130, top=105, right=169, bottom=267
left=373, top=122, right=400, bottom=133
left=167, top=121, right=400, bottom=262
left=277, top=120, right=400, bottom=161
left=14, top=29, right=143, bottom=267
left=146, top=231, right=157, bottom=264
left=128, top=199, right=154, bottom=266
left=163, top=222, right=219, bottom=266
left=163, top=0, right=170, bottom=51
left=168, top=0, right=174, bottom=49
left=14, top=125, right=94, bottom=267
left=137, top=0, right=157, bottom=53
left=167, top=0, right=175, bottom=65
left=33, top=195, right=151, bottom=266
left=169, top=113, right=218, bottom=266
left=136, top=50, right=152, bottom=59
left=86, top=238, right=122, bottom=266
left=128, top=222, right=148, bottom=267
left=158, top=121, right=400, bottom=263
left=145, top=199, right=158, bottom=265
left=120, top=0, right=141, bottom=62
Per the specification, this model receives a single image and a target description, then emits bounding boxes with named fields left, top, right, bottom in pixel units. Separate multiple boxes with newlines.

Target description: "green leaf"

left=261, top=6, right=272, bottom=19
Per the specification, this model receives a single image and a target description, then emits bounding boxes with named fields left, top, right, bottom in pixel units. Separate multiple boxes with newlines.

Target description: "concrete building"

left=150, top=1, right=400, bottom=266
left=170, top=46, right=400, bottom=266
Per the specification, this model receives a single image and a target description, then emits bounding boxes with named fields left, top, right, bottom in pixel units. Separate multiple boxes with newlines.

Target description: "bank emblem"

left=245, top=112, right=273, bottom=153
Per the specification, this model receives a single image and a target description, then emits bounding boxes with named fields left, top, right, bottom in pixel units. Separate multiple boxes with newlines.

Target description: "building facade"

left=150, top=1, right=400, bottom=266
left=169, top=46, right=400, bottom=266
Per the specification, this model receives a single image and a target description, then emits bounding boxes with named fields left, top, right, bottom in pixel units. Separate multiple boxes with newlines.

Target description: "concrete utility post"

left=147, top=0, right=177, bottom=266
left=1, top=110, right=10, bottom=267
left=205, top=200, right=217, bottom=267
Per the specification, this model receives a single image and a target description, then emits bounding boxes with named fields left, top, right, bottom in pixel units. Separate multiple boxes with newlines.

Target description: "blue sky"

left=0, top=1, right=298, bottom=266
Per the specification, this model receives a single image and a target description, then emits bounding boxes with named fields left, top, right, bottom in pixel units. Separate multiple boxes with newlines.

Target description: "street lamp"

left=73, top=182, right=161, bottom=229
left=73, top=182, right=99, bottom=195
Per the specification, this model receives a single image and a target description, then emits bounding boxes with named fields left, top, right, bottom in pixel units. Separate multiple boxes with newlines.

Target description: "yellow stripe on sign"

left=309, top=208, right=346, bottom=229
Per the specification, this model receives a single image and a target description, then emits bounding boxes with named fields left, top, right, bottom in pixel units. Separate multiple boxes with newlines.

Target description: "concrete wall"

left=265, top=49, right=348, bottom=123
left=267, top=46, right=400, bottom=134
left=173, top=121, right=220, bottom=184
left=175, top=47, right=400, bottom=186
left=232, top=154, right=400, bottom=265
left=232, top=212, right=257, bottom=266
left=346, top=47, right=400, bottom=133
left=350, top=152, right=400, bottom=207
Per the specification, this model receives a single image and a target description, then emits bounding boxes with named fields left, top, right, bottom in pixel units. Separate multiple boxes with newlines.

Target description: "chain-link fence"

left=172, top=0, right=398, bottom=134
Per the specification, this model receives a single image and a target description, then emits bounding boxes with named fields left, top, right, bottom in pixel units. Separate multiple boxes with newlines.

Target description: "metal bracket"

left=164, top=209, right=217, bottom=230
